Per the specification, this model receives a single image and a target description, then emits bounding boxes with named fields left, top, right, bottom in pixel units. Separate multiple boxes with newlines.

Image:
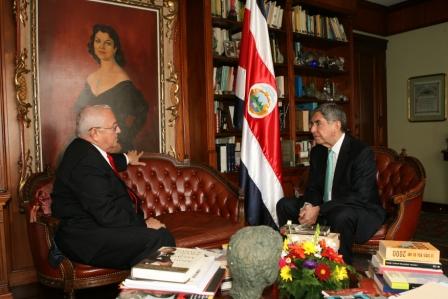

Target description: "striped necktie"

left=107, top=153, right=140, bottom=212
left=324, top=149, right=334, bottom=202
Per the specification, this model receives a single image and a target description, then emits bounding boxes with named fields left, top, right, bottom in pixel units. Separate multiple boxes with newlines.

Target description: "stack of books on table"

left=120, top=247, right=225, bottom=296
left=367, top=240, right=448, bottom=295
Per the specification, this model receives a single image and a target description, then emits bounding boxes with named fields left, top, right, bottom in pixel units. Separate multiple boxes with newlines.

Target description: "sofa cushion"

left=157, top=211, right=244, bottom=248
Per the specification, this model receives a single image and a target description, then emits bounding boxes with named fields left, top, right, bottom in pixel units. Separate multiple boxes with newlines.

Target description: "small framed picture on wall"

left=408, top=73, right=447, bottom=122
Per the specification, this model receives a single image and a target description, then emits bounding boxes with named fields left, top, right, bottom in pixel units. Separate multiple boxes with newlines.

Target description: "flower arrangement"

left=278, top=225, right=356, bottom=299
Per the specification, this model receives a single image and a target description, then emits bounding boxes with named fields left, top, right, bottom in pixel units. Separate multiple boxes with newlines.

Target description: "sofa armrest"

left=386, top=181, right=425, bottom=240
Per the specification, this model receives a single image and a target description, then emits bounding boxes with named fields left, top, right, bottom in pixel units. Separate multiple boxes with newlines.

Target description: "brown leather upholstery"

left=22, top=171, right=129, bottom=299
left=282, top=147, right=426, bottom=256
left=21, top=153, right=244, bottom=297
left=120, top=153, right=245, bottom=248
left=352, top=147, right=426, bottom=254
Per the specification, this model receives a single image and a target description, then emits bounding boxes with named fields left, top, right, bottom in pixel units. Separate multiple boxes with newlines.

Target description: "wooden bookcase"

left=184, top=0, right=356, bottom=194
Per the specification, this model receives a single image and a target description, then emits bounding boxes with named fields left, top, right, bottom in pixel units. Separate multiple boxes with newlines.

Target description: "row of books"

left=121, top=247, right=228, bottom=296
left=281, top=139, right=313, bottom=167
left=214, top=99, right=288, bottom=134
left=211, top=0, right=283, bottom=29
left=270, top=35, right=284, bottom=64
left=295, top=103, right=318, bottom=132
left=368, top=240, right=448, bottom=295
left=291, top=5, right=347, bottom=41
left=215, top=101, right=233, bottom=133
left=213, top=65, right=235, bottom=95
left=216, top=142, right=241, bottom=173
left=212, top=27, right=230, bottom=57
left=265, top=1, right=284, bottom=29
left=278, top=101, right=288, bottom=130
left=276, top=75, right=286, bottom=98
left=211, top=0, right=244, bottom=21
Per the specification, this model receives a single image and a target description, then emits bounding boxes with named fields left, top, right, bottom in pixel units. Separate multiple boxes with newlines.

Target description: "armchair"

left=22, top=171, right=129, bottom=299
left=283, top=146, right=426, bottom=256
left=353, top=147, right=426, bottom=255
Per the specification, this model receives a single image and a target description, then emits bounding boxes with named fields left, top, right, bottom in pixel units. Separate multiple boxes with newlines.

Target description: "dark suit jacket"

left=304, top=134, right=386, bottom=243
left=52, top=138, right=150, bottom=267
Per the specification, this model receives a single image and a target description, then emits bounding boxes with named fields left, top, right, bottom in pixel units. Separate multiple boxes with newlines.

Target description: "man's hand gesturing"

left=127, top=150, right=146, bottom=166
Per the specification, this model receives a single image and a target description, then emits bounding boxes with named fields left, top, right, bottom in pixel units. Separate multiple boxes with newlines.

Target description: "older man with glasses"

left=51, top=104, right=175, bottom=269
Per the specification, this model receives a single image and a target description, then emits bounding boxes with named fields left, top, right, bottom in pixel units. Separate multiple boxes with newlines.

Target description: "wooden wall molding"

left=355, top=0, right=448, bottom=36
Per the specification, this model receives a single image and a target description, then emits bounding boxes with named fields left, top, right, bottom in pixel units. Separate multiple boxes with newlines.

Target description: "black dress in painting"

left=76, top=80, right=148, bottom=151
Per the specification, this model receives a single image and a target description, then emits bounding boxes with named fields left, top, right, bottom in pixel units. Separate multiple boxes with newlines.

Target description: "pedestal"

left=0, top=193, right=12, bottom=298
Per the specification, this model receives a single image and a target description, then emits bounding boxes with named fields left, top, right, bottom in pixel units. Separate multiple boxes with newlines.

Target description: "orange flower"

left=288, top=243, right=305, bottom=259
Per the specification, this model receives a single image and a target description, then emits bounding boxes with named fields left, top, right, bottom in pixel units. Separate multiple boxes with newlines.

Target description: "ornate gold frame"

left=14, top=0, right=180, bottom=200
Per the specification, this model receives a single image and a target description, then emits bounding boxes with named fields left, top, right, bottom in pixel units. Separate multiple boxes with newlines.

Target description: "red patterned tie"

left=107, top=153, right=140, bottom=212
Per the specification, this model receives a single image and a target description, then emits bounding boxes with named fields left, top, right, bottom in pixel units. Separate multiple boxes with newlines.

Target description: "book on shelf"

left=131, top=247, right=207, bottom=283
left=216, top=143, right=237, bottom=173
left=379, top=240, right=440, bottom=263
left=383, top=270, right=448, bottom=291
left=296, top=102, right=318, bottom=111
left=296, top=110, right=309, bottom=132
left=295, top=76, right=303, bottom=97
left=281, top=139, right=295, bottom=167
left=376, top=251, right=442, bottom=270
left=123, top=257, right=224, bottom=296
left=371, top=253, right=443, bottom=275
left=275, top=76, right=285, bottom=98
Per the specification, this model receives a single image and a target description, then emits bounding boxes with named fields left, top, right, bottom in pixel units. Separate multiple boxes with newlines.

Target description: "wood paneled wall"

left=0, top=0, right=447, bottom=289
left=355, top=0, right=448, bottom=36
left=0, top=0, right=37, bottom=289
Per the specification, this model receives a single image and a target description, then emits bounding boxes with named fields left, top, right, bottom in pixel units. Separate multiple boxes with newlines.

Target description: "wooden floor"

left=11, top=283, right=121, bottom=299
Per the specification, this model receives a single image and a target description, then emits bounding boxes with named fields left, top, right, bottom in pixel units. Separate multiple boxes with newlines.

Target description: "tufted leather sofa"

left=21, top=153, right=244, bottom=298
left=119, top=153, right=245, bottom=248
left=352, top=147, right=426, bottom=254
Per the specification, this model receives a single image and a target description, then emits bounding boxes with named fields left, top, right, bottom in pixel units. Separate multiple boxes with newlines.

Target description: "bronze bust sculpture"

left=228, top=226, right=283, bottom=299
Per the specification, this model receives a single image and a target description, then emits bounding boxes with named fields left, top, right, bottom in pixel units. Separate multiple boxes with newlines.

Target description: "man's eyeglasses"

left=89, top=124, right=119, bottom=133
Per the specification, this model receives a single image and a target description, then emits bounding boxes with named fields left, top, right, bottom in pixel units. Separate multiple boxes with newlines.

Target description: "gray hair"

left=312, top=102, right=347, bottom=132
left=76, top=105, right=112, bottom=137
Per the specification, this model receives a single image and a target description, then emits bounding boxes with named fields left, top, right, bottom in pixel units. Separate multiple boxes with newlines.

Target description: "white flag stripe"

left=249, top=3, right=275, bottom=77
left=241, top=118, right=283, bottom=224
left=235, top=66, right=246, bottom=101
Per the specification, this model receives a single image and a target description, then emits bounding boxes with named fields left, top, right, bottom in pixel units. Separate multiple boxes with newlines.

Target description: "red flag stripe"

left=240, top=8, right=282, bottom=182
left=237, top=0, right=284, bottom=226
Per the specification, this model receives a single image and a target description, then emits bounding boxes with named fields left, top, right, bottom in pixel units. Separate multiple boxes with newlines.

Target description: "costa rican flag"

left=235, top=0, right=284, bottom=228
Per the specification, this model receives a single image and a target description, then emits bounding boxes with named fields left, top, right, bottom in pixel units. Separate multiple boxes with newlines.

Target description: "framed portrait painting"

left=14, top=0, right=180, bottom=172
left=408, top=73, right=447, bottom=122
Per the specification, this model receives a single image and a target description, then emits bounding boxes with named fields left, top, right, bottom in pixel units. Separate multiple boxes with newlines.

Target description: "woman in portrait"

left=75, top=24, right=148, bottom=151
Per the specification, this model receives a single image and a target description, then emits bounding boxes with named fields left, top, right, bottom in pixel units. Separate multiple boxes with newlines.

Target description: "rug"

left=413, top=211, right=448, bottom=274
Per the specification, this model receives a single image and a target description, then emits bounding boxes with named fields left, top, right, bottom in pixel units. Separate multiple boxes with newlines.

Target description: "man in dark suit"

left=52, top=104, right=175, bottom=269
left=276, top=103, right=386, bottom=263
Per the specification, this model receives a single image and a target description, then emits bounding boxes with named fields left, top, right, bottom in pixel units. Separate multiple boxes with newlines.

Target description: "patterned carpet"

left=412, top=211, right=448, bottom=274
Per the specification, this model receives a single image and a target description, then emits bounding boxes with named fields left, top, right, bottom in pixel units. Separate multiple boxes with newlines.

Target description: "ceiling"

left=365, top=0, right=408, bottom=6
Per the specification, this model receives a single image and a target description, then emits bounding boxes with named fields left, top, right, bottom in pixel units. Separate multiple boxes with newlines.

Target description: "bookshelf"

left=185, top=0, right=356, bottom=194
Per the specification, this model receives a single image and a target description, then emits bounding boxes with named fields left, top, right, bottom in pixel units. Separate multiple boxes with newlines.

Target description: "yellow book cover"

left=379, top=240, right=440, bottom=263
left=383, top=271, right=410, bottom=290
